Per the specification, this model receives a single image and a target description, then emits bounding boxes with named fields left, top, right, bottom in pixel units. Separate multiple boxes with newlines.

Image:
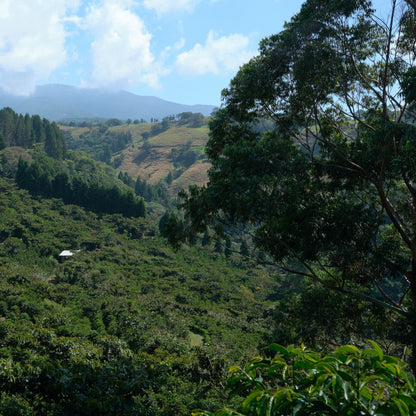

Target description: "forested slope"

left=0, top=177, right=282, bottom=415
left=61, top=112, right=211, bottom=196
left=0, top=107, right=146, bottom=218
left=0, top=106, right=290, bottom=414
left=0, top=60, right=411, bottom=414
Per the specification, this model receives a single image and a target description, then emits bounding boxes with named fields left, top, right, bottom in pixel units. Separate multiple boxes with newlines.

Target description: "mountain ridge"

left=0, top=84, right=216, bottom=122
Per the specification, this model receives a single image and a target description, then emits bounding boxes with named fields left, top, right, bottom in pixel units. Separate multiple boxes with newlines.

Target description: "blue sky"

left=0, top=0, right=388, bottom=106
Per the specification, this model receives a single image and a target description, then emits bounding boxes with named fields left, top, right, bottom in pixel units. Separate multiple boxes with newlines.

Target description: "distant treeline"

left=61, top=111, right=207, bottom=129
left=0, top=107, right=66, bottom=159
left=149, top=112, right=206, bottom=137
left=16, top=158, right=146, bottom=218
left=64, top=111, right=207, bottom=172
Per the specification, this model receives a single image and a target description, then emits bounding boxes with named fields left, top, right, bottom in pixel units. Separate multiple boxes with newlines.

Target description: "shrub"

left=193, top=342, right=416, bottom=416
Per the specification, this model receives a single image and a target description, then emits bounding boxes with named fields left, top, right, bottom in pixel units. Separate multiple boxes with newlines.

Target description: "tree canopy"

left=174, top=0, right=416, bottom=367
left=0, top=108, right=66, bottom=159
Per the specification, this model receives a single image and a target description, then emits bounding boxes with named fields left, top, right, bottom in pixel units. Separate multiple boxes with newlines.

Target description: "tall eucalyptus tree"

left=173, top=0, right=416, bottom=367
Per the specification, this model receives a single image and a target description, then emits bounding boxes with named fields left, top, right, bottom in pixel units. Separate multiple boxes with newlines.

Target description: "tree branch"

left=375, top=184, right=414, bottom=250
left=374, top=279, right=405, bottom=310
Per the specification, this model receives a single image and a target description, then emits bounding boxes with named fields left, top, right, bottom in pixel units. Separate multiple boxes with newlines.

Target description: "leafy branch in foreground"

left=193, top=342, right=416, bottom=416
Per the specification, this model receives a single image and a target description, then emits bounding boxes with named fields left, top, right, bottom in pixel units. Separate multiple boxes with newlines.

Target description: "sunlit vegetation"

left=1, top=0, right=416, bottom=412
left=0, top=176, right=286, bottom=415
left=60, top=113, right=211, bottom=195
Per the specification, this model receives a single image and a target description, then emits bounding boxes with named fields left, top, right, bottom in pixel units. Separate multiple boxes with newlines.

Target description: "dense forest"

left=1, top=106, right=406, bottom=414
left=0, top=107, right=146, bottom=219
left=59, top=111, right=211, bottom=213
left=1, top=0, right=416, bottom=415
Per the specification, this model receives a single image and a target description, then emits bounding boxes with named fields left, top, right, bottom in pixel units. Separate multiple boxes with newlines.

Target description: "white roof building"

left=59, top=250, right=74, bottom=257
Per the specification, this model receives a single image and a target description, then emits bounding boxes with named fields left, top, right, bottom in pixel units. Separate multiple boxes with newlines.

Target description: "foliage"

left=177, top=112, right=206, bottom=128
left=170, top=141, right=200, bottom=169
left=0, top=108, right=66, bottom=159
left=194, top=343, right=416, bottom=416
left=64, top=126, right=132, bottom=165
left=14, top=155, right=146, bottom=218
left=62, top=113, right=211, bottom=200
left=0, top=107, right=145, bottom=218
left=106, top=118, right=123, bottom=127
left=159, top=210, right=187, bottom=243
left=0, top=177, right=280, bottom=415
left=151, top=117, right=171, bottom=136
left=135, top=175, right=171, bottom=207
left=268, top=283, right=408, bottom=354
left=2, top=4, right=416, bottom=412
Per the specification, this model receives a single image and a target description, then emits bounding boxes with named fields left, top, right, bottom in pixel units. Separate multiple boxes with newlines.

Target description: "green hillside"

left=61, top=113, right=211, bottom=197
left=1, top=0, right=415, bottom=413
left=0, top=177, right=281, bottom=415
left=0, top=107, right=283, bottom=414
left=0, top=97, right=409, bottom=415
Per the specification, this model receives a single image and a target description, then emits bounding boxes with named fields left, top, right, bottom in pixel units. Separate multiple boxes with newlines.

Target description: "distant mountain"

left=0, top=84, right=216, bottom=121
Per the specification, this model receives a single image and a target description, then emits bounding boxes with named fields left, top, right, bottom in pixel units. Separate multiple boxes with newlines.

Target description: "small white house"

left=58, top=250, right=74, bottom=263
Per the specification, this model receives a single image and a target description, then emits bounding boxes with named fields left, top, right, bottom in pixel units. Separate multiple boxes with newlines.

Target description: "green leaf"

left=334, top=345, right=360, bottom=356
left=384, top=363, right=402, bottom=377
left=335, top=370, right=354, bottom=383
left=268, top=362, right=288, bottom=377
left=268, top=344, right=290, bottom=356
left=359, top=385, right=373, bottom=401
left=393, top=398, right=410, bottom=416
left=311, top=373, right=330, bottom=391
left=398, top=395, right=416, bottom=411
left=243, top=390, right=263, bottom=408
left=359, top=374, right=381, bottom=389
left=362, top=340, right=383, bottom=360
left=334, top=345, right=360, bottom=357
left=342, top=380, right=351, bottom=401
left=293, top=360, right=315, bottom=370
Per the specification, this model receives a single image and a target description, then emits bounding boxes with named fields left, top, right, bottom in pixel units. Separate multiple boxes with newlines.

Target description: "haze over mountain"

left=0, top=84, right=216, bottom=122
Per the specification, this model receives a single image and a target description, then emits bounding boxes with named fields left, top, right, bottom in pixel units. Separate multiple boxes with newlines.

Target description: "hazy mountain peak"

left=0, top=84, right=216, bottom=122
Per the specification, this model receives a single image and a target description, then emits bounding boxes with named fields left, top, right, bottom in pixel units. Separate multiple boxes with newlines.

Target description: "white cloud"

left=142, top=0, right=199, bottom=14
left=0, top=0, right=79, bottom=95
left=85, top=1, right=162, bottom=90
left=175, top=30, right=255, bottom=76
left=161, top=37, right=186, bottom=61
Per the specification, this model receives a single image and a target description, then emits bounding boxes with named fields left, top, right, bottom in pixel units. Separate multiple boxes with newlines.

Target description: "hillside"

left=0, top=177, right=282, bottom=415
left=118, top=124, right=210, bottom=192
left=0, top=107, right=286, bottom=414
left=0, top=84, right=216, bottom=122
left=61, top=113, right=212, bottom=196
left=0, top=105, right=327, bottom=416
left=0, top=103, right=407, bottom=414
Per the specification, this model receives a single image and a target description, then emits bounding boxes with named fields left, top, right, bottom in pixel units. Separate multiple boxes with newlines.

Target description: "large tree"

left=173, top=0, right=416, bottom=367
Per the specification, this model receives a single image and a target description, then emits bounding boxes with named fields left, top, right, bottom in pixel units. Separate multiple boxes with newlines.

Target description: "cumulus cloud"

left=0, top=0, right=79, bottom=95
left=142, top=0, right=199, bottom=14
left=0, top=0, right=256, bottom=96
left=175, top=31, right=255, bottom=76
left=85, top=1, right=162, bottom=90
